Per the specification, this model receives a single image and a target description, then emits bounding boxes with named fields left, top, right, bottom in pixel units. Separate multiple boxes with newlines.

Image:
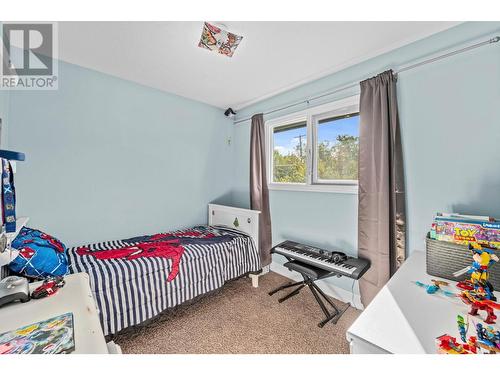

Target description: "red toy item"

left=454, top=243, right=499, bottom=324
left=456, top=280, right=474, bottom=291
left=31, top=277, right=66, bottom=299
left=436, top=314, right=500, bottom=354
left=436, top=334, right=477, bottom=354
left=459, top=289, right=500, bottom=324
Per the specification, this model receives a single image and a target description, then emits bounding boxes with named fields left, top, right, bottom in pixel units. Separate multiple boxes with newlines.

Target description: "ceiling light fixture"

left=198, top=22, right=243, bottom=58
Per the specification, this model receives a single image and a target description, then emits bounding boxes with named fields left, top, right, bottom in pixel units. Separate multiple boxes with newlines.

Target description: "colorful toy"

left=476, top=323, right=500, bottom=353
left=457, top=315, right=467, bottom=343
left=436, top=334, right=477, bottom=354
left=459, top=289, right=500, bottom=324
left=414, top=279, right=456, bottom=297
left=436, top=314, right=499, bottom=354
left=468, top=243, right=498, bottom=300
left=455, top=243, right=499, bottom=323
left=31, top=277, right=65, bottom=300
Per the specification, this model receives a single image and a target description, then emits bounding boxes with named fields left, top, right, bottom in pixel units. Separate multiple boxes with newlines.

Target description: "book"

left=0, top=312, right=75, bottom=354
left=430, top=213, right=500, bottom=249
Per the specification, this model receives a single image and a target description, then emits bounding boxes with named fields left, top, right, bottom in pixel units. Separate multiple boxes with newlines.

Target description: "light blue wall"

left=232, top=22, right=500, bottom=290
left=8, top=60, right=233, bottom=247
left=0, top=90, right=9, bottom=148
left=0, top=23, right=9, bottom=149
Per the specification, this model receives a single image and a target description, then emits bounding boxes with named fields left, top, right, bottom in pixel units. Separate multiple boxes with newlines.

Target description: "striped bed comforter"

left=67, top=225, right=260, bottom=336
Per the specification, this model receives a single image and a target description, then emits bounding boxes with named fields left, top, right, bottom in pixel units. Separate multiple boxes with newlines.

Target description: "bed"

left=67, top=204, right=261, bottom=336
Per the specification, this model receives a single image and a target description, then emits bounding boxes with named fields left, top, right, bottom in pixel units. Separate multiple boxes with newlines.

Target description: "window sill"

left=268, top=183, right=358, bottom=194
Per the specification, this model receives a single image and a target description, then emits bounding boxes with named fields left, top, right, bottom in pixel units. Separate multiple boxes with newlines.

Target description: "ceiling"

left=55, top=22, right=460, bottom=109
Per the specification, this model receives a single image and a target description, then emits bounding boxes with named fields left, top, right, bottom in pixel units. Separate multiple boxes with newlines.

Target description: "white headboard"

left=208, top=204, right=260, bottom=250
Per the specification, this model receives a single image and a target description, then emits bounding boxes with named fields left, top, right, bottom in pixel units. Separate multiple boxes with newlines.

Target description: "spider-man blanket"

left=68, top=225, right=261, bottom=335
left=75, top=230, right=235, bottom=282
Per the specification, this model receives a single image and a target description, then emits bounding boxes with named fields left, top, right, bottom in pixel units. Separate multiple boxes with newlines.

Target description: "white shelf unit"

left=0, top=217, right=30, bottom=273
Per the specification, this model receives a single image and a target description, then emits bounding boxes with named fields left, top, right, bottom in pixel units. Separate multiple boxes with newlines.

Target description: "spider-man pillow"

left=9, top=227, right=68, bottom=279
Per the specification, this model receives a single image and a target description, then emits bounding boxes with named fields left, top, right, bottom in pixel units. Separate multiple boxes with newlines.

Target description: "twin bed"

left=66, top=204, right=262, bottom=336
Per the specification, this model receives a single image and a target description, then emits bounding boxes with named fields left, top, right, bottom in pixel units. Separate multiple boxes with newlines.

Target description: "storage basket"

left=426, top=234, right=500, bottom=291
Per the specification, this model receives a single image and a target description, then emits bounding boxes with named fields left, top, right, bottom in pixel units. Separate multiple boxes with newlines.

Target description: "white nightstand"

left=0, top=272, right=120, bottom=354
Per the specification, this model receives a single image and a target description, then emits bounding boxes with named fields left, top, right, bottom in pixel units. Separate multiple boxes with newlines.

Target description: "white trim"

left=266, top=95, right=360, bottom=193
left=311, top=103, right=359, bottom=185
left=270, top=261, right=363, bottom=310
left=208, top=203, right=260, bottom=216
left=266, top=114, right=308, bottom=187
left=269, top=182, right=358, bottom=194
left=265, top=96, right=359, bottom=127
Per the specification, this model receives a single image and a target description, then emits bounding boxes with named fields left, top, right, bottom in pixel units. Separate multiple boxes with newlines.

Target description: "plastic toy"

left=455, top=243, right=499, bottom=290
left=436, top=334, right=477, bottom=354
left=436, top=314, right=499, bottom=354
left=414, top=279, right=456, bottom=297
left=459, top=288, right=500, bottom=324
left=457, top=315, right=467, bottom=343
left=31, top=277, right=65, bottom=299
left=476, top=323, right=500, bottom=353
left=455, top=243, right=499, bottom=323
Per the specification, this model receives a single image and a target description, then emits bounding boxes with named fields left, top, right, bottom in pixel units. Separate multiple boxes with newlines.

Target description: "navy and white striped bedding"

left=67, top=225, right=260, bottom=335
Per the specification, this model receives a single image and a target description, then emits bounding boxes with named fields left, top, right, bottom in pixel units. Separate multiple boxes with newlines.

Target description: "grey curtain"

left=358, top=70, right=406, bottom=307
left=250, top=113, right=272, bottom=267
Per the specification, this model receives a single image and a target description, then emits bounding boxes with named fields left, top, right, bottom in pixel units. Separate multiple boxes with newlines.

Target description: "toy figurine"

left=469, top=243, right=498, bottom=300
left=459, top=288, right=500, bottom=324
left=457, top=315, right=468, bottom=343
left=436, top=334, right=477, bottom=354
left=436, top=314, right=499, bottom=354
left=476, top=323, right=500, bottom=353
left=456, top=243, right=499, bottom=298
left=455, top=243, right=499, bottom=323
left=414, top=279, right=456, bottom=297
left=31, top=276, right=65, bottom=299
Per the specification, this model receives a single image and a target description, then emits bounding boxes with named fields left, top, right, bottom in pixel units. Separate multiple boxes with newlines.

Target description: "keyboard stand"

left=268, top=260, right=350, bottom=328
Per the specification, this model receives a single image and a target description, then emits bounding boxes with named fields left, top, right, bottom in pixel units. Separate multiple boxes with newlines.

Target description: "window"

left=272, top=121, right=307, bottom=184
left=266, top=96, right=359, bottom=193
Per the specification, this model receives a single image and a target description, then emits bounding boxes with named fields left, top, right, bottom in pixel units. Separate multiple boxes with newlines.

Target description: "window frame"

left=266, top=95, right=359, bottom=194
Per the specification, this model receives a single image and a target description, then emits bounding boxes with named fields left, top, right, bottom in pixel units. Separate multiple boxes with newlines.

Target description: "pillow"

left=9, top=227, right=68, bottom=279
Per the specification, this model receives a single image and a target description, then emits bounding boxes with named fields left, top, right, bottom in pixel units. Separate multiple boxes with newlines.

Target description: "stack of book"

left=430, top=213, right=500, bottom=250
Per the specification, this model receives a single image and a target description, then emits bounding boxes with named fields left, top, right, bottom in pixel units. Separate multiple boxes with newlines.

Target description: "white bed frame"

left=208, top=204, right=263, bottom=287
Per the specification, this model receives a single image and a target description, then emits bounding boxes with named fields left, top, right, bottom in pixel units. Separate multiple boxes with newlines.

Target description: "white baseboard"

left=270, top=261, right=364, bottom=310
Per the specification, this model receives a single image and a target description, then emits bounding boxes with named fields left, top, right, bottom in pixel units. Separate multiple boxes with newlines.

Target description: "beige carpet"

left=114, top=271, right=360, bottom=354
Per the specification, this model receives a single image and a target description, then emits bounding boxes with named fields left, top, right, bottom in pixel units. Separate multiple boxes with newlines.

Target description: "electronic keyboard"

left=272, top=240, right=370, bottom=280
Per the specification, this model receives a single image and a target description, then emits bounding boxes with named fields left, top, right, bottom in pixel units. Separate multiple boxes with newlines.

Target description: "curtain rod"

left=233, top=35, right=500, bottom=125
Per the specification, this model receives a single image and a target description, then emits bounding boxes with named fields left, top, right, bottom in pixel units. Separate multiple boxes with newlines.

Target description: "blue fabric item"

left=1, top=159, right=16, bottom=233
left=9, top=227, right=68, bottom=279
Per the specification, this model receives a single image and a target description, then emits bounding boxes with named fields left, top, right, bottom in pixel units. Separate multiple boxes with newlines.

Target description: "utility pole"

left=294, top=134, right=306, bottom=158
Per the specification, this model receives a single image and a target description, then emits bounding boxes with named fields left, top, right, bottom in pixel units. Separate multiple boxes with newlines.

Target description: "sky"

left=274, top=115, right=359, bottom=155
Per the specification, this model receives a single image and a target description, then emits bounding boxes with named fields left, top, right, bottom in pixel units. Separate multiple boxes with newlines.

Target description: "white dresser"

left=346, top=251, right=499, bottom=354
left=0, top=272, right=119, bottom=354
